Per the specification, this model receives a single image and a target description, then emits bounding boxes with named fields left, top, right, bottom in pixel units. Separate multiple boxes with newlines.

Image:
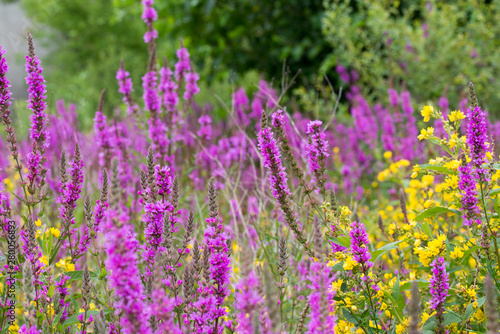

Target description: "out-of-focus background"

left=1, top=0, right=500, bottom=129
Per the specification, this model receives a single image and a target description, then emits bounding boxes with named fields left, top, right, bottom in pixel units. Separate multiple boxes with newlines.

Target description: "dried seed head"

left=182, top=211, right=196, bottom=248
left=74, top=142, right=81, bottom=165
left=183, top=265, right=193, bottom=300
left=147, top=147, right=155, bottom=180
left=27, top=31, right=35, bottom=58
left=192, top=240, right=201, bottom=278
left=98, top=89, right=106, bottom=113
left=329, top=189, right=338, bottom=215
left=202, top=246, right=211, bottom=286
left=27, top=216, right=37, bottom=254
left=377, top=214, right=385, bottom=235
left=469, top=81, right=478, bottom=108
left=207, top=178, right=218, bottom=219
left=82, top=265, right=92, bottom=310
left=296, top=304, right=310, bottom=334
left=260, top=110, right=268, bottom=130
left=140, top=169, right=148, bottom=192
left=59, top=150, right=67, bottom=185
left=278, top=235, right=288, bottom=276
left=101, top=169, right=109, bottom=203
left=84, top=195, right=93, bottom=228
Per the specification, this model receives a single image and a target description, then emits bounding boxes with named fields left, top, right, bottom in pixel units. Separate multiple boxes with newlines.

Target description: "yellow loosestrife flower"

left=418, top=127, right=434, bottom=141
left=448, top=110, right=465, bottom=122
left=421, top=105, right=433, bottom=122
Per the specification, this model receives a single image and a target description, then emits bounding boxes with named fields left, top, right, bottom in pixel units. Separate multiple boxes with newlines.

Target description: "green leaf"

left=464, top=302, right=474, bottom=321
left=422, top=315, right=436, bottom=330
left=342, top=308, right=359, bottom=325
left=419, top=221, right=433, bottom=238
left=392, top=275, right=400, bottom=301
left=331, top=236, right=351, bottom=248
left=443, top=312, right=461, bottom=326
left=476, top=296, right=486, bottom=308
left=329, top=262, right=345, bottom=271
left=47, top=285, right=55, bottom=298
left=489, top=188, right=500, bottom=197
left=64, top=270, right=98, bottom=282
left=400, top=279, right=430, bottom=291
left=418, top=164, right=454, bottom=174
left=49, top=241, right=63, bottom=265
left=63, top=310, right=106, bottom=326
left=371, top=240, right=404, bottom=262
left=415, top=207, right=459, bottom=221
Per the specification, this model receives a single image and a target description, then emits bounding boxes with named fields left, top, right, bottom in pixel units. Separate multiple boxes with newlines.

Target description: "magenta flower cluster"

left=349, top=221, right=373, bottom=268
left=458, top=161, right=481, bottom=226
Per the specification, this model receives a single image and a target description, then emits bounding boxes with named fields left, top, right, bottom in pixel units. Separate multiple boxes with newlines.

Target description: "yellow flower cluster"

left=377, top=159, right=410, bottom=182
left=417, top=127, right=434, bottom=141
left=56, top=258, right=75, bottom=272
left=414, top=234, right=446, bottom=266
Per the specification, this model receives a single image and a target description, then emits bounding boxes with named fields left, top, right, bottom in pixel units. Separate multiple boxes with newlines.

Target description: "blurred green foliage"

left=322, top=0, right=500, bottom=112
left=12, top=0, right=500, bottom=125
left=20, top=0, right=150, bottom=128
left=158, top=0, right=328, bottom=82
left=16, top=0, right=327, bottom=126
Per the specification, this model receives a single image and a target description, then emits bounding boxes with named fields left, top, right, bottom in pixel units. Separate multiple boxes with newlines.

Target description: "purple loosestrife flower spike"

left=271, top=109, right=311, bottom=193
left=93, top=169, right=109, bottom=234
left=257, top=125, right=315, bottom=257
left=143, top=53, right=169, bottom=162
left=307, top=261, right=336, bottom=333
left=429, top=257, right=449, bottom=334
left=18, top=325, right=42, bottom=334
left=388, top=88, right=399, bottom=108
left=159, top=64, right=178, bottom=114
left=116, top=60, right=137, bottom=114
left=349, top=221, right=373, bottom=269
left=54, top=274, right=71, bottom=322
left=184, top=71, right=200, bottom=101
left=466, top=104, right=490, bottom=181
left=142, top=0, right=158, bottom=44
left=106, top=222, right=152, bottom=334
left=233, top=87, right=250, bottom=127
left=25, top=32, right=49, bottom=188
left=458, top=156, right=481, bottom=226
left=142, top=57, right=161, bottom=115
left=59, top=144, right=84, bottom=233
left=234, top=270, right=264, bottom=334
left=0, top=46, right=20, bottom=162
left=306, top=120, right=329, bottom=194
left=204, top=211, right=231, bottom=331
left=175, top=45, right=191, bottom=82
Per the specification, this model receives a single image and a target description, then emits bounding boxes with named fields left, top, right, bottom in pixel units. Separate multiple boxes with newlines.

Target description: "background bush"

left=7, top=0, right=500, bottom=123
left=322, top=0, right=500, bottom=111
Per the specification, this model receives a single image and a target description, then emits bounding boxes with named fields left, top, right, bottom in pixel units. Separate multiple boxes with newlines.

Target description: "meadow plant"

left=3, top=1, right=500, bottom=334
